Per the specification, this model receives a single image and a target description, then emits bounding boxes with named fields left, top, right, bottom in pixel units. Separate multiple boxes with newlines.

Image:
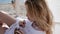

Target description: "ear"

left=19, top=20, right=26, bottom=28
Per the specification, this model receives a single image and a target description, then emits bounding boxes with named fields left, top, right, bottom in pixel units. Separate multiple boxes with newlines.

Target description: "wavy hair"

left=25, top=0, right=53, bottom=34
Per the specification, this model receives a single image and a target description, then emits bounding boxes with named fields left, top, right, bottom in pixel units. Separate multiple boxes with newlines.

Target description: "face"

left=25, top=4, right=35, bottom=22
left=26, top=12, right=35, bottom=22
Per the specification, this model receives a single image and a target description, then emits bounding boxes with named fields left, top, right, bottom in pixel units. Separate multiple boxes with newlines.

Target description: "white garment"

left=5, top=17, right=46, bottom=34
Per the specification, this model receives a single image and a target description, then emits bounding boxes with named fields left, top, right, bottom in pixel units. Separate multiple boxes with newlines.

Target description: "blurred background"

left=0, top=0, right=60, bottom=34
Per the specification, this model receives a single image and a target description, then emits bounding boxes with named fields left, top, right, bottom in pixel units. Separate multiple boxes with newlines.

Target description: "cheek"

left=26, top=13, right=35, bottom=21
left=26, top=13, right=30, bottom=18
left=26, top=14, right=32, bottom=20
left=27, top=16, right=34, bottom=21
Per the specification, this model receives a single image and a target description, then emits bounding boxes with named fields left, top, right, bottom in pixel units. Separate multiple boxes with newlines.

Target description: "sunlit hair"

left=25, top=0, right=53, bottom=34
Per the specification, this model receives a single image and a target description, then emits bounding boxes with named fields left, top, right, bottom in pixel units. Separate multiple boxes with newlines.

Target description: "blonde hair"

left=25, top=0, right=53, bottom=34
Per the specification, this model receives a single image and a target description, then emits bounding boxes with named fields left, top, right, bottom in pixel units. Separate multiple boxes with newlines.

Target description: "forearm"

left=0, top=11, right=16, bottom=26
left=0, top=27, right=7, bottom=34
left=0, top=20, right=8, bottom=34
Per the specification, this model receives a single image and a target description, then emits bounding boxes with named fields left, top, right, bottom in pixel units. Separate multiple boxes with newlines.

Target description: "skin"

left=0, top=11, right=25, bottom=34
left=26, top=11, right=35, bottom=22
left=0, top=20, right=7, bottom=34
left=0, top=27, right=7, bottom=34
left=0, top=11, right=42, bottom=34
left=0, top=11, right=16, bottom=26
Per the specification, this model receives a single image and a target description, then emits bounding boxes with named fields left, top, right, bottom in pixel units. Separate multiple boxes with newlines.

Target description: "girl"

left=0, top=0, right=53, bottom=34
